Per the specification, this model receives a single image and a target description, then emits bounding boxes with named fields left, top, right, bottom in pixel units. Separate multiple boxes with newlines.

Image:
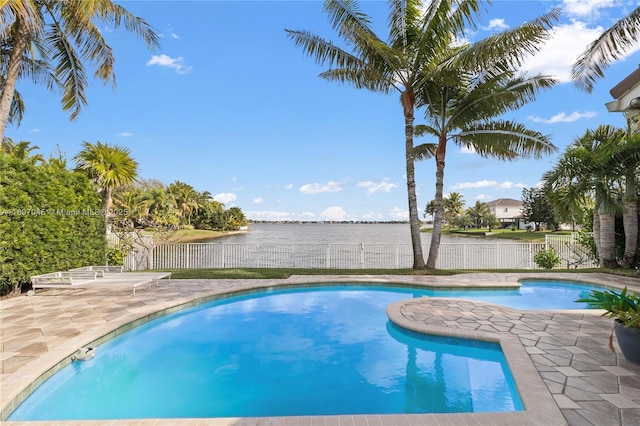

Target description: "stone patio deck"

left=1, top=272, right=639, bottom=425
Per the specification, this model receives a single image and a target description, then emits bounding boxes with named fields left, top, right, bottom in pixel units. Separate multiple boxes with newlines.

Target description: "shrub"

left=0, top=155, right=106, bottom=295
left=533, top=247, right=561, bottom=269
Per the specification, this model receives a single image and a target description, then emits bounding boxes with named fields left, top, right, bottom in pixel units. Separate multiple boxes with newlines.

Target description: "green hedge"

left=0, top=156, right=106, bottom=295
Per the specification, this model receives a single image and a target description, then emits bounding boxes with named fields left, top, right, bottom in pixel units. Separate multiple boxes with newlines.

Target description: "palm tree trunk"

left=427, top=133, right=447, bottom=269
left=598, top=208, right=617, bottom=268
left=622, top=171, right=638, bottom=267
left=593, top=207, right=601, bottom=259
left=0, top=22, right=30, bottom=140
left=402, top=90, right=425, bottom=269
left=621, top=198, right=638, bottom=268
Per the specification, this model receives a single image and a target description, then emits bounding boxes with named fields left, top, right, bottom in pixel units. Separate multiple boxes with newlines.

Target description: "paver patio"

left=1, top=272, right=639, bottom=425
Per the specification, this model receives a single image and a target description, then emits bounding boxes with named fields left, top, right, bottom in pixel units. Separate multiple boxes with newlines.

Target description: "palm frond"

left=285, top=29, right=362, bottom=69
left=444, top=8, right=560, bottom=74
left=46, top=21, right=87, bottom=120
left=571, top=6, right=640, bottom=93
left=319, top=67, right=393, bottom=93
left=454, top=120, right=555, bottom=160
left=413, top=142, right=437, bottom=161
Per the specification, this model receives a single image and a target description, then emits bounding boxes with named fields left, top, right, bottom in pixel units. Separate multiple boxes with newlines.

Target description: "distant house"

left=606, top=65, right=640, bottom=133
left=485, top=198, right=523, bottom=228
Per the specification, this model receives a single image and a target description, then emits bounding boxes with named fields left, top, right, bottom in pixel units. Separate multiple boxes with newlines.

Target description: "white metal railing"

left=119, top=236, right=599, bottom=271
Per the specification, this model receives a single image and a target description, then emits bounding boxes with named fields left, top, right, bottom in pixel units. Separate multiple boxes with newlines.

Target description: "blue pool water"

left=8, top=280, right=604, bottom=420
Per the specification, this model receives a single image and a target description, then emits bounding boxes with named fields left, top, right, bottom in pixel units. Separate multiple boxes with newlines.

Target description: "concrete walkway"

left=1, top=273, right=639, bottom=425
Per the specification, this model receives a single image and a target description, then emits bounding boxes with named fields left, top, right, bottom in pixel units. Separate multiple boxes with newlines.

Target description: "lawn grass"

left=423, top=227, right=572, bottom=242
left=143, top=228, right=244, bottom=244
left=169, top=268, right=459, bottom=279
left=167, top=267, right=639, bottom=280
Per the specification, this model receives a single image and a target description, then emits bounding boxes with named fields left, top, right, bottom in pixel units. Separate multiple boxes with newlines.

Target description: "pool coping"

left=2, top=272, right=640, bottom=425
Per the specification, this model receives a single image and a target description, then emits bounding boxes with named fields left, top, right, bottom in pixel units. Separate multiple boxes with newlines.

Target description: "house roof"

left=484, top=198, right=522, bottom=207
left=610, top=65, right=640, bottom=99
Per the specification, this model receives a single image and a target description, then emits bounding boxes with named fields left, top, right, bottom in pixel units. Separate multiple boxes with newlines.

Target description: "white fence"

left=112, top=233, right=598, bottom=271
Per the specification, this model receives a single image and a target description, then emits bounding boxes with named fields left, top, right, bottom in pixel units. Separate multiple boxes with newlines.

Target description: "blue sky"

left=8, top=0, right=640, bottom=222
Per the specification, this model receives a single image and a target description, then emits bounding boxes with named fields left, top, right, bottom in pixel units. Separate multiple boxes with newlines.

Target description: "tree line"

left=0, top=139, right=247, bottom=294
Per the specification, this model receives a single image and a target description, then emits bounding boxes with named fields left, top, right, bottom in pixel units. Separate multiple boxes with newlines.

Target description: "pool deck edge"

left=2, top=272, right=640, bottom=425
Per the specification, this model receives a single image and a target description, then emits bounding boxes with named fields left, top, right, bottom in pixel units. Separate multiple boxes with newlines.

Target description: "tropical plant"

left=0, top=138, right=43, bottom=163
left=168, top=181, right=200, bottom=225
left=615, top=131, right=640, bottom=268
left=413, top=23, right=558, bottom=266
left=543, top=126, right=625, bottom=268
left=577, top=287, right=640, bottom=329
left=286, top=0, right=557, bottom=269
left=0, top=0, right=160, bottom=139
left=73, top=141, right=139, bottom=219
left=423, top=199, right=436, bottom=222
left=466, top=200, right=489, bottom=229
left=571, top=6, right=640, bottom=93
left=443, top=192, right=465, bottom=226
left=533, top=247, right=560, bottom=269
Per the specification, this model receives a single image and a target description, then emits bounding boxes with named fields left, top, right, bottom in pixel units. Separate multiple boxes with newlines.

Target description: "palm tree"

left=443, top=192, right=465, bottom=226
left=423, top=199, right=436, bottom=222
left=543, top=126, right=624, bottom=268
left=571, top=6, right=640, bottom=92
left=74, top=141, right=139, bottom=219
left=615, top=130, right=640, bottom=268
left=415, top=66, right=557, bottom=267
left=0, top=0, right=160, bottom=140
left=467, top=201, right=489, bottom=229
left=286, top=0, right=557, bottom=269
left=0, top=138, right=43, bottom=163
left=168, top=181, right=199, bottom=225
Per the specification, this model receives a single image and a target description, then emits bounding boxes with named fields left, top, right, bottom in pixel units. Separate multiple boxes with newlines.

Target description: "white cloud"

left=253, top=197, right=264, bottom=204
left=146, top=54, right=192, bottom=74
left=497, top=181, right=527, bottom=189
left=357, top=179, right=398, bottom=195
left=528, top=110, right=598, bottom=123
left=284, top=184, right=294, bottom=190
left=450, top=180, right=526, bottom=190
left=245, top=210, right=315, bottom=221
left=475, top=194, right=492, bottom=200
left=213, top=192, right=236, bottom=204
left=521, top=21, right=603, bottom=82
left=562, top=0, right=614, bottom=18
left=30, top=128, right=40, bottom=133
left=389, top=207, right=409, bottom=221
left=117, top=131, right=133, bottom=137
left=483, top=18, right=509, bottom=31
left=450, top=180, right=498, bottom=189
left=459, top=145, right=476, bottom=154
left=300, top=181, right=342, bottom=194
left=170, top=33, right=180, bottom=39
left=320, top=206, right=348, bottom=221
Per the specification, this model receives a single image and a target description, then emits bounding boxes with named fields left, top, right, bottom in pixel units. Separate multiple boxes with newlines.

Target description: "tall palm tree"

left=168, top=181, right=199, bottom=225
left=571, top=6, right=640, bottom=92
left=443, top=192, right=465, bottom=226
left=543, top=126, right=624, bottom=268
left=74, top=141, right=139, bottom=219
left=0, top=0, right=160, bottom=140
left=286, top=0, right=557, bottom=269
left=467, top=200, right=489, bottom=229
left=416, top=69, right=556, bottom=267
left=615, top=130, right=640, bottom=268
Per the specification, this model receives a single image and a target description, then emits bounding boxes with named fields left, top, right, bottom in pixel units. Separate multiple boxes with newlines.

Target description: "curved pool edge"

left=386, top=297, right=565, bottom=424
left=2, top=271, right=639, bottom=424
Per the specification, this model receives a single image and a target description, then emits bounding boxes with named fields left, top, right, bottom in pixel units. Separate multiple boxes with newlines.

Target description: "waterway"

left=201, top=223, right=519, bottom=245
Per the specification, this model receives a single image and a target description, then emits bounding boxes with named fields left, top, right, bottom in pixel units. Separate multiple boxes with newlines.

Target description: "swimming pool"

left=7, top=280, right=606, bottom=420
